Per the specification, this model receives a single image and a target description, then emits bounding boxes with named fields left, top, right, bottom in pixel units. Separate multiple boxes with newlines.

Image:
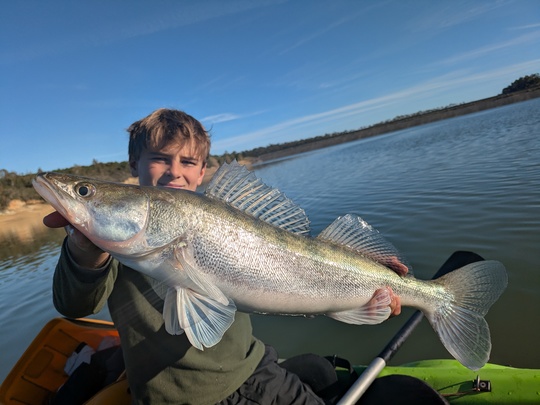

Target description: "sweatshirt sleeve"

left=52, top=237, right=118, bottom=318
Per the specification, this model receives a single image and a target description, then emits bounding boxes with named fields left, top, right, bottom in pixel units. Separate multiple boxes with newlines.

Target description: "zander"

left=33, top=161, right=507, bottom=370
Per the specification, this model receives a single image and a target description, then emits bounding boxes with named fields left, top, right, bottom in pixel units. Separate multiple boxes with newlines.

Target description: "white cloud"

left=509, top=22, right=540, bottom=30
left=202, top=113, right=242, bottom=124
left=433, top=31, right=540, bottom=66
left=410, top=1, right=510, bottom=32
left=279, top=13, right=357, bottom=55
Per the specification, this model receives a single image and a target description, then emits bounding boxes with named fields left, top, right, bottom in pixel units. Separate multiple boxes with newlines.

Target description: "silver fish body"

left=33, top=162, right=507, bottom=370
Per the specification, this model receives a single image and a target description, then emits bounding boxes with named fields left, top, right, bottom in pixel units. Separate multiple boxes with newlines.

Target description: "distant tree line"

left=0, top=170, right=37, bottom=211
left=1, top=73, right=539, bottom=212
left=502, top=73, right=540, bottom=95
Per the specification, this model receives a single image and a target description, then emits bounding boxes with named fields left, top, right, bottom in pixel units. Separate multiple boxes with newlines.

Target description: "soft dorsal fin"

left=205, top=161, right=310, bottom=235
left=317, top=214, right=412, bottom=276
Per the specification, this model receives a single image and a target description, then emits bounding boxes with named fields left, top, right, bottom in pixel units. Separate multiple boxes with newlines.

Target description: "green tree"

left=502, top=73, right=540, bottom=94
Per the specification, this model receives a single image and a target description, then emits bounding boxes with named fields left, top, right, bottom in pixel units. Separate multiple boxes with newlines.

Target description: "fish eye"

left=75, top=183, right=96, bottom=198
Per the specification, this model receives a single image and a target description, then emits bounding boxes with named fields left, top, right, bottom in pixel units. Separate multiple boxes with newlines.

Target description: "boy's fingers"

left=42, top=210, right=96, bottom=252
left=388, top=287, right=402, bottom=316
left=43, top=211, right=70, bottom=228
left=367, top=287, right=402, bottom=318
left=67, top=229, right=97, bottom=251
left=386, top=256, right=409, bottom=276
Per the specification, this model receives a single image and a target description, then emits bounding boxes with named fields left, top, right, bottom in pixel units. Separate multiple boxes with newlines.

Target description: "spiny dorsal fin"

left=205, top=161, right=310, bottom=235
left=317, top=214, right=412, bottom=276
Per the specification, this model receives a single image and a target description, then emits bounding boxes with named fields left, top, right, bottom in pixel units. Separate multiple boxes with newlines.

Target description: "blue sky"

left=1, top=0, right=539, bottom=174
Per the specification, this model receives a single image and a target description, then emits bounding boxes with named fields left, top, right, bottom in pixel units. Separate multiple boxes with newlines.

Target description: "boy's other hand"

left=387, top=287, right=401, bottom=316
left=43, top=211, right=109, bottom=269
left=385, top=256, right=409, bottom=276
left=367, top=287, right=402, bottom=318
left=43, top=210, right=73, bottom=228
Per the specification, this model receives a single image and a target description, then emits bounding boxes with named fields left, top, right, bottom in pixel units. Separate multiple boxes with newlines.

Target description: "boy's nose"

left=168, top=160, right=183, bottom=178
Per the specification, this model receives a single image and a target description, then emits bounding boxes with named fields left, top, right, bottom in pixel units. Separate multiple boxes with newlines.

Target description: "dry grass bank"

left=0, top=200, right=54, bottom=241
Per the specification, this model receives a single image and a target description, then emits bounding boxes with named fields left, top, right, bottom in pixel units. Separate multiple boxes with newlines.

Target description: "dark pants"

left=217, top=345, right=328, bottom=405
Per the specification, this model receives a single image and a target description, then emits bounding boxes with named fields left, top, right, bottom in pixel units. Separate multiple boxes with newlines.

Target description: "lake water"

left=1, top=98, right=539, bottom=382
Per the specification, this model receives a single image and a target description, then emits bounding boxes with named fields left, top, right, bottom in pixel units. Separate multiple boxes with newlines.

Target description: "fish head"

left=33, top=172, right=150, bottom=252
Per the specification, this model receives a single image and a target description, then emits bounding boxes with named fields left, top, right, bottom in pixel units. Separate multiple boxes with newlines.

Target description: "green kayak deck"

left=351, top=359, right=540, bottom=404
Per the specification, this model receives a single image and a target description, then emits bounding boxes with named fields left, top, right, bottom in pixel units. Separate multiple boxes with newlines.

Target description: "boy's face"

left=130, top=142, right=206, bottom=191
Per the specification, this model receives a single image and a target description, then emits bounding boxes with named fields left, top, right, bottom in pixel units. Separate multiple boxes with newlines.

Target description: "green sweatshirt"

left=52, top=239, right=265, bottom=404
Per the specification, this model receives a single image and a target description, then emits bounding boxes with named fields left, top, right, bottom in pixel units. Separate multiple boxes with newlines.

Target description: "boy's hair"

left=127, top=108, right=211, bottom=164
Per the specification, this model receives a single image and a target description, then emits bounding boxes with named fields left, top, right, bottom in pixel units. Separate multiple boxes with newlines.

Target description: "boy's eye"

left=181, top=159, right=197, bottom=166
left=151, top=156, right=168, bottom=162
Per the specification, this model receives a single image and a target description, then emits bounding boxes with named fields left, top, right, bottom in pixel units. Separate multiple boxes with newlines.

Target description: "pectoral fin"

left=328, top=288, right=392, bottom=325
left=163, top=286, right=237, bottom=350
left=174, top=243, right=229, bottom=306
left=163, top=287, right=184, bottom=336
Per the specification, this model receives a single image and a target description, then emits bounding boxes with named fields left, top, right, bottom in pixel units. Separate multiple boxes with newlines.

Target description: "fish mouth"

left=32, top=174, right=79, bottom=224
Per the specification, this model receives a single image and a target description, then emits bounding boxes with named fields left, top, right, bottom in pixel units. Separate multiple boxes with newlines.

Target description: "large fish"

left=33, top=161, right=507, bottom=370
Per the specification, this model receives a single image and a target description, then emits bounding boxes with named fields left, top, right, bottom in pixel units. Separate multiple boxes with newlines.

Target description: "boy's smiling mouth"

left=162, top=183, right=186, bottom=189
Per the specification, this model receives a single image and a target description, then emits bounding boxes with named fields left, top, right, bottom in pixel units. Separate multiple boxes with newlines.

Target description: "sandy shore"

left=0, top=201, right=55, bottom=241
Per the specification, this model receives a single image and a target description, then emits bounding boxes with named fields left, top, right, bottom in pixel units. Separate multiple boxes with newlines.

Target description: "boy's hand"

left=379, top=256, right=407, bottom=316
left=386, top=287, right=401, bottom=316
left=363, top=256, right=406, bottom=317
left=385, top=256, right=409, bottom=276
left=43, top=211, right=110, bottom=269
left=367, top=287, right=402, bottom=317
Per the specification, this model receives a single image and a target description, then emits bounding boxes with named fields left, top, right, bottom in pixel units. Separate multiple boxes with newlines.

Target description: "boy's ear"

left=196, top=163, right=206, bottom=186
left=129, top=160, right=139, bottom=177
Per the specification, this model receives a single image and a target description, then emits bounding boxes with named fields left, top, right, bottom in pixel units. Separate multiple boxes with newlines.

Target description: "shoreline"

left=0, top=201, right=55, bottom=241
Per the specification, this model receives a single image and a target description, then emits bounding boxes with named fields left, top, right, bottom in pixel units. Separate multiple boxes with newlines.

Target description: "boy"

left=44, top=108, right=402, bottom=404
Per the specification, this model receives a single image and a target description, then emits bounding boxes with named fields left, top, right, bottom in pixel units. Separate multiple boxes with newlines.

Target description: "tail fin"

left=426, top=260, right=507, bottom=370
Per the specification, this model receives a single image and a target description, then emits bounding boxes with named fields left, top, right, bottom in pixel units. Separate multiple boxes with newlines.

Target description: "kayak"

left=1, top=317, right=538, bottom=404
left=0, top=318, right=129, bottom=405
